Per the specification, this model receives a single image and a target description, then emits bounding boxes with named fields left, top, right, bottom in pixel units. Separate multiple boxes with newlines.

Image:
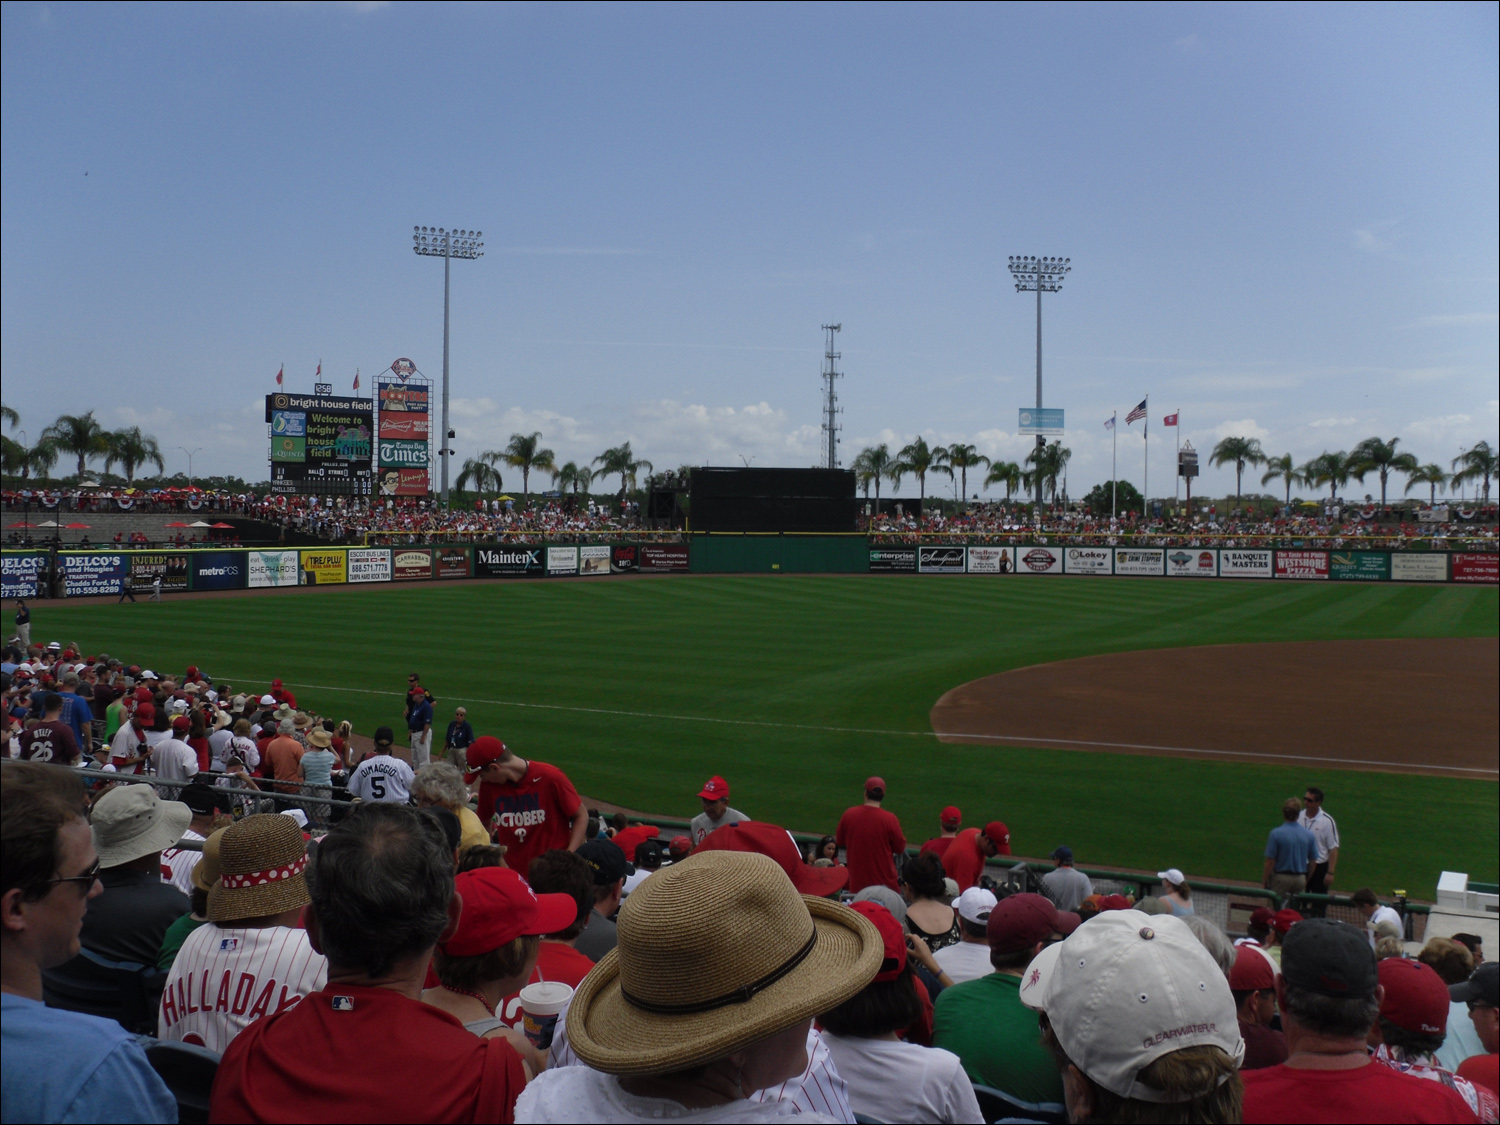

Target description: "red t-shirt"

left=835, top=805, right=907, bottom=893
left=941, top=828, right=985, bottom=892
left=1241, top=1060, right=1480, bottom=1123
left=497, top=941, right=596, bottom=1029
left=211, top=983, right=527, bottom=1124
left=1458, top=1053, right=1498, bottom=1096
left=187, top=735, right=211, bottom=773
left=476, top=760, right=582, bottom=876
left=610, top=824, right=660, bottom=862
left=920, top=836, right=956, bottom=861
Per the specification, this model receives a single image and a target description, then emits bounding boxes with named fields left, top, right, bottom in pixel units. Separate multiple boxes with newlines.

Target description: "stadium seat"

left=142, top=1039, right=221, bottom=1125
left=971, top=1084, right=1067, bottom=1125
left=41, top=947, right=164, bottom=1035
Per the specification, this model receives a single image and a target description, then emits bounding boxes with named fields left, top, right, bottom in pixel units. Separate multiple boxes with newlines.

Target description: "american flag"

left=353, top=369, right=360, bottom=391
left=1103, top=416, right=1115, bottom=430
left=1126, top=398, right=1147, bottom=424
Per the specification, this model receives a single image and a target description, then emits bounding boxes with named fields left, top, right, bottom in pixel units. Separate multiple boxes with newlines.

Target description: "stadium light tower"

left=1007, top=255, right=1070, bottom=509
left=413, top=226, right=483, bottom=508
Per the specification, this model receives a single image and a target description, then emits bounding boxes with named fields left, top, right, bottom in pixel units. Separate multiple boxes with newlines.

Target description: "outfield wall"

left=2, top=539, right=1495, bottom=597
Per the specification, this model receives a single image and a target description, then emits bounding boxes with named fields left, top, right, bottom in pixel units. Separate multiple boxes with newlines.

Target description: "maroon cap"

left=1379, top=957, right=1449, bottom=1036
left=692, top=821, right=848, bottom=897
left=1229, top=945, right=1277, bottom=991
left=1249, top=907, right=1277, bottom=929
left=864, top=776, right=886, bottom=792
left=940, top=806, right=962, bottom=828
left=988, top=892, right=1060, bottom=955
left=1056, top=910, right=1082, bottom=937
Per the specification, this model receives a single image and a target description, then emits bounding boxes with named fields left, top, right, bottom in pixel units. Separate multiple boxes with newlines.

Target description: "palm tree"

left=1403, top=463, right=1450, bottom=506
left=593, top=442, right=653, bottom=500
left=1452, top=441, right=1498, bottom=504
left=1025, top=442, right=1072, bottom=506
left=1, top=434, right=24, bottom=476
left=553, top=461, right=594, bottom=498
left=0, top=404, right=18, bottom=429
left=984, top=460, right=1023, bottom=500
left=20, top=437, right=59, bottom=481
left=1303, top=451, right=1352, bottom=502
left=498, top=432, right=556, bottom=505
left=1348, top=436, right=1418, bottom=508
left=851, top=444, right=896, bottom=508
left=895, top=437, right=947, bottom=505
left=103, top=426, right=166, bottom=482
left=40, top=412, right=111, bottom=479
left=1209, top=436, right=1267, bottom=506
left=942, top=443, right=990, bottom=503
left=1260, top=454, right=1302, bottom=506
left=455, top=456, right=503, bottom=498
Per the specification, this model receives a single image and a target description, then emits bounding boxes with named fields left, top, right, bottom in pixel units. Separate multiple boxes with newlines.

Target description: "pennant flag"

left=1103, top=416, right=1115, bottom=430
left=275, top=365, right=284, bottom=386
left=315, top=361, right=322, bottom=378
left=1126, top=399, right=1147, bottom=424
left=353, top=369, right=360, bottom=391
left=1163, top=413, right=1179, bottom=426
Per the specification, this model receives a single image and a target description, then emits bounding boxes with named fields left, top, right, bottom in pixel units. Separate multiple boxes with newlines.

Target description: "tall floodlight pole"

left=178, top=446, right=202, bottom=488
left=413, top=226, right=484, bottom=508
left=821, top=323, right=842, bottom=469
left=1007, top=256, right=1071, bottom=510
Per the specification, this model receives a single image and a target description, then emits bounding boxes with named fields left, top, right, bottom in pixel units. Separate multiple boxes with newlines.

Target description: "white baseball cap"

left=1157, top=868, right=1186, bottom=886
left=954, top=886, right=998, bottom=925
left=1019, top=911, right=1243, bottom=1102
left=259, top=694, right=276, bottom=706
left=140, top=669, right=159, bottom=680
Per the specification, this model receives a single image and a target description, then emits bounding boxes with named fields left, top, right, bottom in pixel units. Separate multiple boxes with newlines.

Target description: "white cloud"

left=1308, top=417, right=1358, bottom=428
left=1173, top=33, right=1201, bottom=53
left=1352, top=218, right=1402, bottom=258
left=1211, top=418, right=1270, bottom=442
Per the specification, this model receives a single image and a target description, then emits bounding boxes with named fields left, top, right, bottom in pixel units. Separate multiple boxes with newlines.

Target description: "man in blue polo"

left=1262, top=797, right=1318, bottom=902
left=405, top=686, right=433, bottom=770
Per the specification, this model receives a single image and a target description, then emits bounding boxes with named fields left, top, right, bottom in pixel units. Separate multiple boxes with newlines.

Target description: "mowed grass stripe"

left=37, top=575, right=1497, bottom=897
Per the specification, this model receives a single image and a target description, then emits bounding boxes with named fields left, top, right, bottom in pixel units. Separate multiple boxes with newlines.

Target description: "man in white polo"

left=1297, top=785, right=1339, bottom=904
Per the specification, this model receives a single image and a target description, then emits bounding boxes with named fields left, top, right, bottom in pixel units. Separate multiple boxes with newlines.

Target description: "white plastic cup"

left=519, top=981, right=574, bottom=1050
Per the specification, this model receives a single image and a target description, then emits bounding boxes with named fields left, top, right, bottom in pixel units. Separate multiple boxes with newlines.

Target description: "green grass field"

left=37, top=576, right=1498, bottom=898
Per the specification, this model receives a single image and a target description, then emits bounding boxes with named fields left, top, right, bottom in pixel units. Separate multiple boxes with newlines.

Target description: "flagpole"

left=1175, top=409, right=1181, bottom=508
left=1143, top=395, right=1149, bottom=519
left=1111, top=412, right=1118, bottom=519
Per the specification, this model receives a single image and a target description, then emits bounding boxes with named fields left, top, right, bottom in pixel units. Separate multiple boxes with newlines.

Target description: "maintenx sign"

left=474, top=546, right=543, bottom=578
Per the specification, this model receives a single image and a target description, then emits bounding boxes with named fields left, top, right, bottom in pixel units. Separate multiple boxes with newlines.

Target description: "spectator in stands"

left=1370, top=957, right=1497, bottom=1121
left=212, top=804, right=531, bottom=1123
left=689, top=774, right=748, bottom=845
left=835, top=776, right=907, bottom=893
left=934, top=887, right=999, bottom=984
left=159, top=814, right=326, bottom=1052
left=161, top=782, right=219, bottom=894
left=920, top=806, right=963, bottom=861
left=413, top=761, right=491, bottom=853
left=444, top=705, right=475, bottom=769
left=496, top=849, right=597, bottom=1028
left=819, top=901, right=984, bottom=1123
left=1352, top=886, right=1404, bottom=941
left=1184, top=914, right=1238, bottom=978
left=1454, top=935, right=1486, bottom=967
left=263, top=717, right=305, bottom=799
left=1241, top=917, right=1479, bottom=1122
left=1232, top=944, right=1289, bottom=1069
left=940, top=820, right=1010, bottom=893
left=153, top=714, right=200, bottom=784
left=1262, top=797, right=1318, bottom=900
left=54, top=670, right=93, bottom=755
left=515, top=850, right=883, bottom=1123
left=1299, top=785, right=1341, bottom=899
left=693, top=820, right=850, bottom=899
left=1451, top=964, right=1499, bottom=1097
left=80, top=783, right=190, bottom=964
left=1041, top=845, right=1093, bottom=912
left=1022, top=910, right=1245, bottom=1124
left=933, top=892, right=1068, bottom=1108
left=157, top=825, right=225, bottom=970
left=17, top=692, right=81, bottom=765
left=901, top=852, right=961, bottom=953
left=573, top=837, right=630, bottom=961
left=464, top=735, right=585, bottom=875
left=1425, top=939, right=1487, bottom=1071
left=108, top=701, right=155, bottom=774
left=1, top=762, right=177, bottom=1124
left=347, top=726, right=415, bottom=804
left=807, top=834, right=838, bottom=864
left=1157, top=867, right=1195, bottom=916
left=298, top=727, right=338, bottom=825
left=1237, top=905, right=1277, bottom=950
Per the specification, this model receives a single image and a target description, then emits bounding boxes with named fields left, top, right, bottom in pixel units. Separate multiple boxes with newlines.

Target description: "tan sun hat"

left=191, top=826, right=230, bottom=894
left=90, top=784, right=192, bottom=868
left=293, top=711, right=315, bottom=730
left=566, top=850, right=883, bottom=1076
left=208, top=814, right=311, bottom=923
left=306, top=728, right=333, bottom=749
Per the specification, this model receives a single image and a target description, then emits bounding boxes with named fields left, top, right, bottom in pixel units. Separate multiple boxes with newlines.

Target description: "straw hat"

left=566, top=850, right=882, bottom=1076
left=306, top=728, right=333, bottom=749
left=191, top=826, right=230, bottom=893
left=91, top=785, right=192, bottom=868
left=208, top=814, right=311, bottom=923
left=293, top=711, right=315, bottom=731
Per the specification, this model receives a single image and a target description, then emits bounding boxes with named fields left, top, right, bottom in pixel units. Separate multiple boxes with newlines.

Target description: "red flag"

left=353, top=369, right=360, bottom=391
left=315, top=361, right=322, bottom=378
left=1163, top=413, right=1179, bottom=426
left=275, top=365, right=283, bottom=386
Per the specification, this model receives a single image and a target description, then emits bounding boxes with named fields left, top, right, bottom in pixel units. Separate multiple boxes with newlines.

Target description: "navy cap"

left=1281, top=918, right=1378, bottom=999
left=577, top=838, right=633, bottom=885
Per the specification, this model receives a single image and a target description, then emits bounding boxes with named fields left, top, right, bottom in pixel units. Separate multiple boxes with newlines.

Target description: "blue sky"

left=3, top=2, right=1496, bottom=501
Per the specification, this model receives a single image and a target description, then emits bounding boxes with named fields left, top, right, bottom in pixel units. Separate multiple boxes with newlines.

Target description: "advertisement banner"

left=377, top=414, right=431, bottom=441
left=379, top=467, right=430, bottom=497
left=640, top=544, right=691, bottom=572
left=248, top=550, right=300, bottom=588
left=392, top=548, right=434, bottom=581
left=918, top=545, right=966, bottom=574
left=191, top=552, right=247, bottom=592
left=547, top=546, right=580, bottom=576
left=1113, top=548, right=1164, bottom=577
left=377, top=381, right=429, bottom=414
left=128, top=553, right=190, bottom=591
left=1219, top=549, right=1274, bottom=579
left=299, top=550, right=348, bottom=585
left=1390, top=553, right=1447, bottom=583
left=1451, top=553, right=1499, bottom=584
left=869, top=548, right=917, bottom=573
left=1165, top=548, right=1218, bottom=578
left=1, top=552, right=47, bottom=598
left=265, top=392, right=374, bottom=495
left=347, top=548, right=392, bottom=584
left=610, top=545, right=639, bottom=574
left=1016, top=546, right=1063, bottom=574
left=59, top=554, right=128, bottom=597
left=435, top=546, right=472, bottom=579
left=966, top=546, right=1014, bottom=574
left=474, top=546, right=543, bottom=578
left=1329, top=551, right=1390, bottom=582
left=1275, top=550, right=1329, bottom=580
left=580, top=545, right=611, bottom=576
left=1064, top=547, right=1112, bottom=575
left=1017, top=407, right=1065, bottom=435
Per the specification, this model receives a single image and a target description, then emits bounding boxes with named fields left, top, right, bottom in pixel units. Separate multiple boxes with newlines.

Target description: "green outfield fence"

left=5, top=537, right=1495, bottom=598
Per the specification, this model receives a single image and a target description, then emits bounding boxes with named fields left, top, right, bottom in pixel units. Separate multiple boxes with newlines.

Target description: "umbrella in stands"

left=190, top=520, right=213, bottom=527
left=211, top=522, right=234, bottom=529
left=65, top=523, right=91, bottom=529
left=36, top=520, right=61, bottom=528
left=7, top=521, right=38, bottom=528
left=164, top=521, right=191, bottom=528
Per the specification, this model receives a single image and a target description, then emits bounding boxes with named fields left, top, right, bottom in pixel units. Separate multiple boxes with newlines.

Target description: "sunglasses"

left=43, top=858, right=100, bottom=896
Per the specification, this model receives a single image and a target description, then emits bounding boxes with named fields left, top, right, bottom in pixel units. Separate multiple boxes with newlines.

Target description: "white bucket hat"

left=91, top=785, right=193, bottom=868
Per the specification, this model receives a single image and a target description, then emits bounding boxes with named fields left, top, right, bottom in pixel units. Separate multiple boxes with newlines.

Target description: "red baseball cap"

left=133, top=702, right=156, bottom=725
left=940, top=806, right=962, bottom=827
left=1272, top=909, right=1303, bottom=935
left=1229, top=945, right=1277, bottom=991
left=668, top=835, right=693, bottom=857
left=698, top=775, right=730, bottom=800
left=170, top=715, right=191, bottom=731
left=463, top=735, right=509, bottom=781
left=850, top=901, right=907, bottom=982
left=1097, top=894, right=1133, bottom=912
left=987, top=892, right=1060, bottom=955
left=442, top=867, right=578, bottom=956
left=1378, top=957, right=1449, bottom=1036
left=692, top=820, right=848, bottom=897
left=984, top=821, right=1011, bottom=854
left=864, top=776, right=886, bottom=792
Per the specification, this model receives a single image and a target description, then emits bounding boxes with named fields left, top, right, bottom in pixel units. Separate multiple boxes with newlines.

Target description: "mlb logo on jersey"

left=218, top=937, right=240, bottom=953
left=332, top=995, right=355, bottom=1011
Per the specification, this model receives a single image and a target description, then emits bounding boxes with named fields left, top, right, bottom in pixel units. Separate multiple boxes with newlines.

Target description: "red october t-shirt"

left=476, top=760, right=582, bottom=875
left=835, top=805, right=907, bottom=893
left=1241, top=1060, right=1480, bottom=1124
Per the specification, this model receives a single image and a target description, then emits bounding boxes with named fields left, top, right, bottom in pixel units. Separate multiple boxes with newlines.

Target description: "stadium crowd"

left=2, top=638, right=1496, bottom=1124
